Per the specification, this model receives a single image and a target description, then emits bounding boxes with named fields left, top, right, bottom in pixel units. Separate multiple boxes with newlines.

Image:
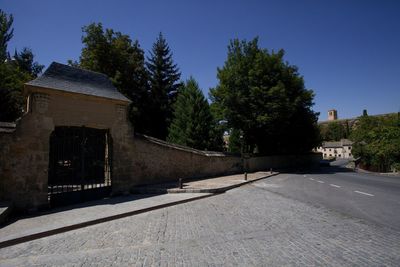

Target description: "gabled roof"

left=26, top=62, right=130, bottom=102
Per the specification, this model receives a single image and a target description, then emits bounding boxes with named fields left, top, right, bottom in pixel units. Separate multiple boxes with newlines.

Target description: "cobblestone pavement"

left=1, top=178, right=400, bottom=266
left=0, top=193, right=211, bottom=243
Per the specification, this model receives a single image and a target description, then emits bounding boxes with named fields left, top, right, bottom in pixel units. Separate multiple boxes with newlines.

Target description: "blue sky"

left=2, top=0, right=400, bottom=121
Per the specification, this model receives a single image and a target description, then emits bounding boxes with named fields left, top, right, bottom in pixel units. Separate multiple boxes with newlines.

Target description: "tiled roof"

left=322, top=139, right=353, bottom=148
left=322, top=141, right=343, bottom=148
left=26, top=62, right=130, bottom=102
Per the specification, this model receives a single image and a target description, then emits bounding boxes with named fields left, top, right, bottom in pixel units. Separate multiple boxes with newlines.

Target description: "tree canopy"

left=75, top=23, right=149, bottom=131
left=167, top=77, right=215, bottom=150
left=74, top=28, right=182, bottom=139
left=0, top=9, right=43, bottom=122
left=0, top=9, right=13, bottom=62
left=319, top=121, right=350, bottom=141
left=210, top=38, right=319, bottom=155
left=351, top=114, right=400, bottom=172
left=13, top=48, right=44, bottom=78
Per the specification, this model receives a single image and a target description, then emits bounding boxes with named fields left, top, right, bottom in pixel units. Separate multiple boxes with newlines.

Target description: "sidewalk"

left=131, top=171, right=278, bottom=193
left=0, top=171, right=277, bottom=249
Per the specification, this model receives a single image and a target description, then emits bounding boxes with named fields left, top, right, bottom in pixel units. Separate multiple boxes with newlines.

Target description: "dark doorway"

left=48, top=126, right=112, bottom=207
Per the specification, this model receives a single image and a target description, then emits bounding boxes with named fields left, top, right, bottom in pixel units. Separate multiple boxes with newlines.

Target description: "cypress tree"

left=167, top=77, right=213, bottom=150
left=146, top=32, right=181, bottom=140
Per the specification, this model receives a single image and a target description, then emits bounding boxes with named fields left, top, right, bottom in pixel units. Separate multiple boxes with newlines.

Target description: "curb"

left=0, top=193, right=217, bottom=249
left=131, top=172, right=280, bottom=194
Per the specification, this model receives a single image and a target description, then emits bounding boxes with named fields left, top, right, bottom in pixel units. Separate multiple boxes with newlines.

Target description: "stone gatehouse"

left=0, top=62, right=136, bottom=209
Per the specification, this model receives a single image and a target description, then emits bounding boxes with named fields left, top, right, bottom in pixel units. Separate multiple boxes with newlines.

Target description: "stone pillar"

left=32, top=93, right=49, bottom=114
left=112, top=104, right=134, bottom=195
left=16, top=92, right=53, bottom=210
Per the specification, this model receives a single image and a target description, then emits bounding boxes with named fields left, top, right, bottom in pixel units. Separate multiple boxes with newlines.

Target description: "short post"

left=270, top=168, right=273, bottom=174
left=178, top=178, right=183, bottom=189
left=244, top=172, right=247, bottom=181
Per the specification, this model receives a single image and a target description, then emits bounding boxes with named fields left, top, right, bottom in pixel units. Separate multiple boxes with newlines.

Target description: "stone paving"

left=1, top=178, right=400, bottom=266
left=0, top=193, right=211, bottom=244
left=0, top=171, right=274, bottom=244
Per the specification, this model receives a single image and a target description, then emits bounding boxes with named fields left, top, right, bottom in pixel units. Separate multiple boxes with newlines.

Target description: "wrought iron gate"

left=48, top=126, right=112, bottom=207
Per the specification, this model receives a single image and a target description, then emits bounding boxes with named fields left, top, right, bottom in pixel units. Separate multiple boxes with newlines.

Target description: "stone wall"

left=0, top=86, right=321, bottom=210
left=111, top=135, right=322, bottom=194
left=111, top=135, right=242, bottom=193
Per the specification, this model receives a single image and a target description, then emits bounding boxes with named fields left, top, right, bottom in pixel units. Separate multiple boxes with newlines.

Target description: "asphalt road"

left=1, top=168, right=400, bottom=265
left=253, top=164, right=400, bottom=230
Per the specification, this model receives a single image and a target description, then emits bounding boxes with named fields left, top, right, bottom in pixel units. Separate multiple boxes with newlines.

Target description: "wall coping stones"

left=136, top=134, right=239, bottom=157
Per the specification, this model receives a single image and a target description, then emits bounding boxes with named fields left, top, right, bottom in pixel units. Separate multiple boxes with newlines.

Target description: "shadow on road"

left=1, top=193, right=164, bottom=229
left=283, top=159, right=355, bottom=175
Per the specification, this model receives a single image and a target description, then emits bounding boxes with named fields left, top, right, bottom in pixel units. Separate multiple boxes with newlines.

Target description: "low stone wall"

left=112, top=135, right=243, bottom=193
left=111, top=134, right=322, bottom=194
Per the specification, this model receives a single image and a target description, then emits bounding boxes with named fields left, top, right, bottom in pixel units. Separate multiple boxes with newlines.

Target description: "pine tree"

left=13, top=48, right=44, bottom=78
left=167, top=77, right=214, bottom=150
left=146, top=32, right=181, bottom=140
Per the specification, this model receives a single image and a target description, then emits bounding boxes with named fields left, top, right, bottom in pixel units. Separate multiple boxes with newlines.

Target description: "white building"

left=315, top=139, right=353, bottom=159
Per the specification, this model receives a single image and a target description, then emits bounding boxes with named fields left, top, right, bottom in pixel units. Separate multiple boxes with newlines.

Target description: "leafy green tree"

left=0, top=63, right=31, bottom=121
left=147, top=32, right=181, bottom=140
left=0, top=9, right=13, bottom=61
left=320, top=121, right=350, bottom=141
left=167, top=77, right=214, bottom=150
left=351, top=114, right=400, bottom=172
left=210, top=38, right=319, bottom=155
left=76, top=23, right=149, bottom=132
left=0, top=9, right=43, bottom=122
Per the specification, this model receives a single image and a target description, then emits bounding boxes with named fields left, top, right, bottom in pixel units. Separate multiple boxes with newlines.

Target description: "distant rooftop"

left=26, top=62, right=130, bottom=102
left=322, top=139, right=353, bottom=148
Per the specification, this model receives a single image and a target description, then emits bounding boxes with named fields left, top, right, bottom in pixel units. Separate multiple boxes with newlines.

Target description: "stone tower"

left=328, top=109, right=338, bottom=121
